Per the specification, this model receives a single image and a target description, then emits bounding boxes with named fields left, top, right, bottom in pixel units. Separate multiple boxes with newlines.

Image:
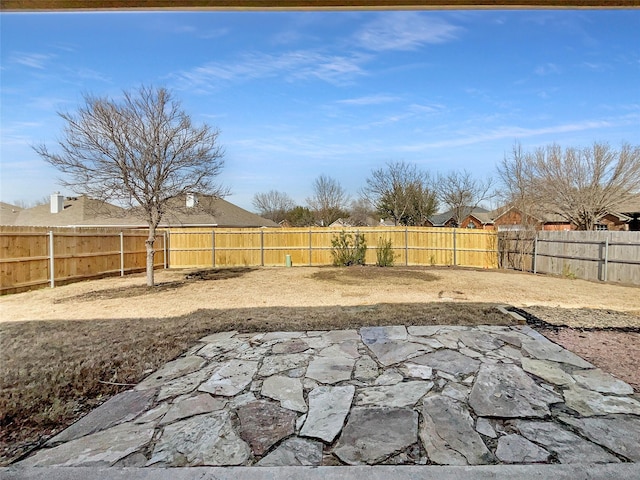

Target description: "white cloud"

left=171, top=50, right=370, bottom=90
left=534, top=63, right=561, bottom=76
left=398, top=119, right=618, bottom=151
left=10, top=52, right=56, bottom=69
left=355, top=12, right=461, bottom=51
left=336, top=94, right=400, bottom=106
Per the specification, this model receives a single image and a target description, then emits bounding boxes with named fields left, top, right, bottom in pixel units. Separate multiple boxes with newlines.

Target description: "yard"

left=1, top=265, right=639, bottom=465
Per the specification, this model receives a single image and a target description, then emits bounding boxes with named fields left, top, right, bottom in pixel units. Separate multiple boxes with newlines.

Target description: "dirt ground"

left=2, top=266, right=639, bottom=324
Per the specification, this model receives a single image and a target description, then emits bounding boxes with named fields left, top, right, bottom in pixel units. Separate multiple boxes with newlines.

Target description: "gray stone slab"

left=515, top=420, right=620, bottom=464
left=441, top=382, right=470, bottom=402
left=411, top=349, right=480, bottom=377
left=407, top=326, right=443, bottom=337
left=305, top=355, right=355, bottom=384
left=319, top=341, right=360, bottom=359
left=157, top=364, right=219, bottom=401
left=6, top=464, right=640, bottom=480
left=475, top=418, right=496, bottom=439
left=271, top=339, right=310, bottom=355
left=300, top=385, right=355, bottom=443
left=159, top=394, right=226, bottom=425
left=322, top=329, right=361, bottom=343
left=148, top=412, right=250, bottom=466
left=353, top=355, right=379, bottom=381
left=563, top=385, right=640, bottom=416
left=136, top=356, right=206, bottom=390
left=261, top=375, right=307, bottom=413
left=360, top=326, right=407, bottom=344
left=258, top=353, right=311, bottom=377
left=261, top=331, right=305, bottom=341
left=521, top=339, right=593, bottom=369
left=19, top=422, right=155, bottom=467
left=46, top=389, right=156, bottom=446
left=520, top=358, right=575, bottom=386
left=407, top=336, right=445, bottom=349
left=373, top=369, right=403, bottom=385
left=401, top=362, right=433, bottom=380
left=495, top=434, right=550, bottom=464
left=571, top=368, right=634, bottom=395
left=468, top=363, right=562, bottom=418
left=420, top=395, right=493, bottom=465
left=198, top=331, right=238, bottom=344
left=197, top=338, right=248, bottom=360
left=367, top=340, right=432, bottom=367
left=255, top=437, right=323, bottom=466
left=457, top=331, right=503, bottom=352
left=558, top=414, right=640, bottom=461
left=356, top=381, right=434, bottom=407
left=334, top=407, right=418, bottom=465
left=237, top=400, right=297, bottom=456
left=198, top=359, right=258, bottom=397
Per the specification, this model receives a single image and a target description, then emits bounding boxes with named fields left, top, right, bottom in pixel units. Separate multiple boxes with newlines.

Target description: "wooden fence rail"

left=499, top=230, right=640, bottom=285
left=167, top=227, right=498, bottom=270
left=0, top=226, right=166, bottom=295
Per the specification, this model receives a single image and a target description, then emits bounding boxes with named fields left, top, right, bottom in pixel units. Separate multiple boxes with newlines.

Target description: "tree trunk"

left=146, top=226, right=156, bottom=287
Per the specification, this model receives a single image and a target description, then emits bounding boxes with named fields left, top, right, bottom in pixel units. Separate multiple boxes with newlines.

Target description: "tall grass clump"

left=376, top=237, right=396, bottom=267
left=331, top=231, right=367, bottom=266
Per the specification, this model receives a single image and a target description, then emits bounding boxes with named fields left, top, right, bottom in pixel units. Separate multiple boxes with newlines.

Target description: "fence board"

left=167, top=227, right=498, bottom=270
left=0, top=226, right=166, bottom=294
left=499, top=230, right=640, bottom=285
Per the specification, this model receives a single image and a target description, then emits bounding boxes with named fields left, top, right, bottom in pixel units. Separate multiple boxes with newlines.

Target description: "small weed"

left=376, top=237, right=396, bottom=267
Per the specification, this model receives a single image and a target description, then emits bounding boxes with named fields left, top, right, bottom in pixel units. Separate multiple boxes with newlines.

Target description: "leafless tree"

left=252, top=190, right=295, bottom=223
left=436, top=170, right=495, bottom=227
left=306, top=174, right=350, bottom=226
left=362, top=161, right=437, bottom=226
left=498, top=141, right=640, bottom=230
left=348, top=197, right=378, bottom=226
left=34, top=85, right=226, bottom=286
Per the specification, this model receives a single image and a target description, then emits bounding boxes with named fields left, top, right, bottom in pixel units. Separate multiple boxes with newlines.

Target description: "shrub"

left=331, top=231, right=367, bottom=266
left=376, top=237, right=396, bottom=267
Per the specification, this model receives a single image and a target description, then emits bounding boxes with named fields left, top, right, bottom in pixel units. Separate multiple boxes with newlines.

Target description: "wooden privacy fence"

left=499, top=230, right=640, bottom=285
left=0, top=226, right=166, bottom=295
left=167, top=227, right=498, bottom=269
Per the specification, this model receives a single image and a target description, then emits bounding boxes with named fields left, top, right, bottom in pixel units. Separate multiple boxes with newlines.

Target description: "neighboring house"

left=13, top=193, right=279, bottom=228
left=429, top=207, right=490, bottom=228
left=476, top=198, right=640, bottom=232
left=0, top=202, right=23, bottom=226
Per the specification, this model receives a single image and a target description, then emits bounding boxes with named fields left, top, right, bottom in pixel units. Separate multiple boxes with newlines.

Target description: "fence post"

left=533, top=235, right=538, bottom=274
left=309, top=229, right=313, bottom=266
left=120, top=231, right=125, bottom=276
left=405, top=227, right=409, bottom=266
left=163, top=231, right=168, bottom=269
left=212, top=230, right=216, bottom=267
left=452, top=229, right=457, bottom=266
left=603, top=236, right=609, bottom=282
left=49, top=230, right=55, bottom=288
left=260, top=229, right=264, bottom=267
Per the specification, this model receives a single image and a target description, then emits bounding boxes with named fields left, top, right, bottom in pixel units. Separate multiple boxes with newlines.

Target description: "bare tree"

left=362, top=161, right=437, bottom=226
left=498, top=141, right=640, bottom=230
left=306, top=174, right=350, bottom=226
left=436, top=170, right=495, bottom=227
left=252, top=190, right=295, bottom=223
left=348, top=197, right=377, bottom=226
left=34, top=85, right=226, bottom=286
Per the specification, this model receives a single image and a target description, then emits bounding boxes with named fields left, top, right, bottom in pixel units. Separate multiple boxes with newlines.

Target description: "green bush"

left=331, top=231, right=367, bottom=266
left=376, top=237, right=396, bottom=267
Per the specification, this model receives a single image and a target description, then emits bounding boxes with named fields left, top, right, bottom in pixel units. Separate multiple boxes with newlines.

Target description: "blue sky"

left=1, top=9, right=639, bottom=212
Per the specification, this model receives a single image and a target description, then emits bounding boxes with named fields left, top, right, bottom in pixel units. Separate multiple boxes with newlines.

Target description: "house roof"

left=613, top=194, right=640, bottom=215
left=13, top=194, right=279, bottom=228
left=0, top=202, right=23, bottom=225
left=13, top=196, right=126, bottom=227
left=429, top=207, right=489, bottom=226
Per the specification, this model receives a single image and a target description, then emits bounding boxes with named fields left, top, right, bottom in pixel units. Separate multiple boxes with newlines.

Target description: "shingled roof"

left=12, top=194, right=278, bottom=228
left=0, top=202, right=23, bottom=226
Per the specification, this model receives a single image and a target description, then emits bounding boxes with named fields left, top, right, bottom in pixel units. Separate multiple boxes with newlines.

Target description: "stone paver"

left=15, top=324, right=640, bottom=469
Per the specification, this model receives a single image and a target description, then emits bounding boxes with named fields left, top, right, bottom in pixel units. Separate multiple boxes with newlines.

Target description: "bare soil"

left=1, top=266, right=639, bottom=465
